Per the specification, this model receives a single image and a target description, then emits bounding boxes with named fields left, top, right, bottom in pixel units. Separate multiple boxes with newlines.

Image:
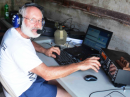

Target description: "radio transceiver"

left=99, top=48, right=130, bottom=87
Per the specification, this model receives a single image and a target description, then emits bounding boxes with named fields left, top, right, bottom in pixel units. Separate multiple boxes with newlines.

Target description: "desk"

left=35, top=40, right=130, bottom=97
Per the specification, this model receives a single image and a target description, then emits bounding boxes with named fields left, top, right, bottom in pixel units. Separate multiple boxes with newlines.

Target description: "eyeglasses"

left=23, top=17, right=44, bottom=24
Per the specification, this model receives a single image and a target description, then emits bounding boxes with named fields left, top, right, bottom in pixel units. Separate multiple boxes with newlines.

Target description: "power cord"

left=104, top=91, right=126, bottom=97
left=31, top=38, right=35, bottom=41
left=61, top=18, right=73, bottom=29
left=89, top=88, right=130, bottom=97
left=61, top=18, right=80, bottom=32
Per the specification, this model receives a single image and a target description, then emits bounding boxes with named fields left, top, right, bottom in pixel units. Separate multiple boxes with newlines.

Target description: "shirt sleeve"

left=12, top=46, right=43, bottom=73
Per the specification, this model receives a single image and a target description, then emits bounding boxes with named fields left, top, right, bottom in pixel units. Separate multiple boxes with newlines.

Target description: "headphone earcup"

left=42, top=20, right=45, bottom=27
left=12, top=14, right=22, bottom=28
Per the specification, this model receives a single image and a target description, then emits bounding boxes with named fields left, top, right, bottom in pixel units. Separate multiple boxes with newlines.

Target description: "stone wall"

left=36, top=0, right=130, bottom=54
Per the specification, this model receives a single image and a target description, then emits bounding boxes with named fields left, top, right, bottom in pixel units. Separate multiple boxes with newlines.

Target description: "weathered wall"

left=36, top=0, right=130, bottom=54
left=73, top=0, right=130, bottom=15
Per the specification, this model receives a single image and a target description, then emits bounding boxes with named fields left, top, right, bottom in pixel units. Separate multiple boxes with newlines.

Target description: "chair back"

left=0, top=74, right=17, bottom=97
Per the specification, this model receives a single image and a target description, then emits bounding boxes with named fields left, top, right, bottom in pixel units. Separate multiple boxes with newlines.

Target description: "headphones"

left=12, top=3, right=44, bottom=28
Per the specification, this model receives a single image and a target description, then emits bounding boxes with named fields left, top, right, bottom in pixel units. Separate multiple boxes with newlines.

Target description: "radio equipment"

left=99, top=48, right=130, bottom=87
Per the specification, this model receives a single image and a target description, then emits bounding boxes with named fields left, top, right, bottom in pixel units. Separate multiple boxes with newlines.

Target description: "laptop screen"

left=83, top=25, right=113, bottom=51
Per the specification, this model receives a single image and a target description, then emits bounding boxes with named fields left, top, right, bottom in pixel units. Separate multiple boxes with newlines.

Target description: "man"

left=0, top=4, right=101, bottom=97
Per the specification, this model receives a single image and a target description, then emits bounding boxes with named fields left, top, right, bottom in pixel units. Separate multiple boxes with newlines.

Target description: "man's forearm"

left=31, top=41, right=46, bottom=53
left=31, top=57, right=100, bottom=81
left=31, top=62, right=80, bottom=81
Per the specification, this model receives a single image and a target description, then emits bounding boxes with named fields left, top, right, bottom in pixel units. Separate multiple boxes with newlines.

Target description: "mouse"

left=84, top=75, right=97, bottom=81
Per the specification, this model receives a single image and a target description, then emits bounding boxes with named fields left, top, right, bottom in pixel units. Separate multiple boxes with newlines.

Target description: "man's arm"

left=31, top=41, right=60, bottom=58
left=31, top=41, right=47, bottom=53
left=30, top=57, right=101, bottom=81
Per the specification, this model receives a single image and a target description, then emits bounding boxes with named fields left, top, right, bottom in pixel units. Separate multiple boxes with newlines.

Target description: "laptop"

left=64, top=24, right=113, bottom=61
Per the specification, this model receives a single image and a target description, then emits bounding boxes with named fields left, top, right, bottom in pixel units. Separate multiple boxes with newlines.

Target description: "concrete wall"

left=36, top=0, right=130, bottom=54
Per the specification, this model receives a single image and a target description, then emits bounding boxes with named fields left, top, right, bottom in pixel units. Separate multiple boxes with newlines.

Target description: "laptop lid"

left=82, top=25, right=113, bottom=51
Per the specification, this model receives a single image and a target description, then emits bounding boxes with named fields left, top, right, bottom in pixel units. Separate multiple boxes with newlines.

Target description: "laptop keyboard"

left=54, top=50, right=79, bottom=65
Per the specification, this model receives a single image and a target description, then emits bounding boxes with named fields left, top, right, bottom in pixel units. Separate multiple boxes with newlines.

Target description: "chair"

left=0, top=45, right=17, bottom=97
left=0, top=74, right=17, bottom=97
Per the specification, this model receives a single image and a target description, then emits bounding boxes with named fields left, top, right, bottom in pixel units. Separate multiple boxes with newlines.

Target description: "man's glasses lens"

left=24, top=17, right=44, bottom=24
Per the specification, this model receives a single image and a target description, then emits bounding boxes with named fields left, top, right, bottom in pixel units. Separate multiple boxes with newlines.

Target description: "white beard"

left=21, top=21, right=42, bottom=38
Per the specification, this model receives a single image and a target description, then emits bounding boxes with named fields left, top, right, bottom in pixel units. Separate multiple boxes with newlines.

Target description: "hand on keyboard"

left=52, top=52, right=59, bottom=58
left=54, top=50, right=79, bottom=65
left=44, top=46, right=60, bottom=58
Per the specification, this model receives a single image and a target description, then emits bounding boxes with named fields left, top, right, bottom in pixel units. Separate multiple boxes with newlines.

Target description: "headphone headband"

left=20, top=3, right=43, bottom=11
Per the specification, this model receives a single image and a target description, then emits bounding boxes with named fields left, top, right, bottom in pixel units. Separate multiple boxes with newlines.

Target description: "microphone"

left=37, top=27, right=46, bottom=34
left=37, top=29, right=43, bottom=34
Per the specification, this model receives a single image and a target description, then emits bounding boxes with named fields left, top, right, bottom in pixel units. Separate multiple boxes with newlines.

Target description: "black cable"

left=89, top=88, right=130, bottom=97
left=31, top=38, right=35, bottom=41
left=61, top=18, right=72, bottom=26
left=61, top=18, right=73, bottom=30
left=70, top=24, right=75, bottom=29
left=72, top=27, right=80, bottom=31
left=59, top=17, right=81, bottom=33
left=104, top=91, right=126, bottom=97
left=62, top=18, right=81, bottom=33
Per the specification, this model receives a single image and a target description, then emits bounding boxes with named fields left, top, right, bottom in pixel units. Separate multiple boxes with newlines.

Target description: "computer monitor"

left=83, top=25, right=113, bottom=51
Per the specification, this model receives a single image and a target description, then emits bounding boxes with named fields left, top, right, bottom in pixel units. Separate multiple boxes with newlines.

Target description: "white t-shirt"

left=0, top=27, right=43, bottom=96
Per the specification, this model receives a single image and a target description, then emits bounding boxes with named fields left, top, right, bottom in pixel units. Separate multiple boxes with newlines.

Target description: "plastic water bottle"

left=4, top=4, right=9, bottom=19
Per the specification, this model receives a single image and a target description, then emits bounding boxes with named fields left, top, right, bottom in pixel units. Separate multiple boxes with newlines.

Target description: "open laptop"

left=64, top=24, right=113, bottom=61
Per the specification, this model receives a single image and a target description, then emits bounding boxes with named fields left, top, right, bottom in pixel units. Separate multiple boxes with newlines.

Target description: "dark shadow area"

left=0, top=20, right=8, bottom=43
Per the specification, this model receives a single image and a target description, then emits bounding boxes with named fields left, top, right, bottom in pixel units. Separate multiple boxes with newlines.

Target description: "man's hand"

left=44, top=46, right=60, bottom=58
left=77, top=57, right=101, bottom=72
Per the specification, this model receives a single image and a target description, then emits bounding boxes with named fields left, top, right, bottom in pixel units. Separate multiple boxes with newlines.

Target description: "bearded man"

left=0, top=3, right=100, bottom=97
